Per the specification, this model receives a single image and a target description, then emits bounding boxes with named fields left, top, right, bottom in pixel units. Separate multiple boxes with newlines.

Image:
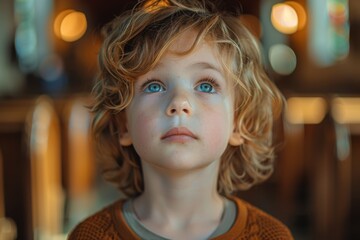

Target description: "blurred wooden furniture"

left=0, top=150, right=3, bottom=223
left=309, top=114, right=352, bottom=240
left=54, top=97, right=96, bottom=232
left=0, top=98, right=35, bottom=239
left=0, top=150, right=17, bottom=240
left=278, top=99, right=352, bottom=240
left=56, top=97, right=95, bottom=198
left=29, top=96, right=64, bottom=239
left=0, top=96, right=64, bottom=240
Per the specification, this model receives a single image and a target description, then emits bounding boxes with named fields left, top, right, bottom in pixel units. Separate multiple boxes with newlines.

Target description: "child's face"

left=121, top=31, right=242, bottom=172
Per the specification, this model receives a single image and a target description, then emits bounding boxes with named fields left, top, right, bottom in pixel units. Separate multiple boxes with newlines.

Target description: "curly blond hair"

left=91, top=0, right=284, bottom=197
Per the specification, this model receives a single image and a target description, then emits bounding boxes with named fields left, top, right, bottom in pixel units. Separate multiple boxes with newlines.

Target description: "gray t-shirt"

left=122, top=198, right=237, bottom=239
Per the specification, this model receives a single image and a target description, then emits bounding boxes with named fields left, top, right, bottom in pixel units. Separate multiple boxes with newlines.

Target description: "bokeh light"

left=54, top=10, right=73, bottom=39
left=54, top=10, right=87, bottom=42
left=285, top=1, right=307, bottom=31
left=286, top=97, right=327, bottom=124
left=328, top=1, right=347, bottom=26
left=308, top=0, right=349, bottom=65
left=15, top=22, right=37, bottom=71
left=332, top=98, right=360, bottom=124
left=269, top=44, right=297, bottom=75
left=271, top=3, right=298, bottom=34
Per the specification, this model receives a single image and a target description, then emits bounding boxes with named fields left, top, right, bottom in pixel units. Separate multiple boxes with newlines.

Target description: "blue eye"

left=144, top=82, right=165, bottom=93
left=196, top=82, right=216, bottom=93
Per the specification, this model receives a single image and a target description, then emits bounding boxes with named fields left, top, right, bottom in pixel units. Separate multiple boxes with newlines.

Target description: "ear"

left=117, top=112, right=132, bottom=146
left=229, top=130, right=244, bottom=146
left=119, top=131, right=132, bottom=146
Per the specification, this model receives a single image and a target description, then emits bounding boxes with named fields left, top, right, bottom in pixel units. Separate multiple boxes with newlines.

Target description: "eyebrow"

left=191, top=62, right=223, bottom=74
left=151, top=61, right=224, bottom=75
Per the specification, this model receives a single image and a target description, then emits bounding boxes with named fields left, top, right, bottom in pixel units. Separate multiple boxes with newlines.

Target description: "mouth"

left=161, top=127, right=197, bottom=141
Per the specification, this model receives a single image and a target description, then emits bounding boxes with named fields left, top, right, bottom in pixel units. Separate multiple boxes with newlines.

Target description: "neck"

left=132, top=160, right=224, bottom=239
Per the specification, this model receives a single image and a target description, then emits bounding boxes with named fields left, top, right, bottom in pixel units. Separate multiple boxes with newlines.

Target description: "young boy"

left=69, top=0, right=293, bottom=239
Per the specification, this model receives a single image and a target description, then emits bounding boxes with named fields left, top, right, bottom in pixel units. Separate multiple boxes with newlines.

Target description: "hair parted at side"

left=91, top=0, right=284, bottom=197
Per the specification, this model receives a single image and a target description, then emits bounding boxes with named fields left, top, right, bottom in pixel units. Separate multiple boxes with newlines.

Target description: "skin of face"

left=121, top=30, right=241, bottom=175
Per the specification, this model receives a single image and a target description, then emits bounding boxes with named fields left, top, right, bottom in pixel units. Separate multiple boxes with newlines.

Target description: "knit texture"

left=68, top=196, right=293, bottom=240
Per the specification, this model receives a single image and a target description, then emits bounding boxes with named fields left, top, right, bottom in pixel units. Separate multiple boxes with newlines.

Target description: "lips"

left=161, top=127, right=197, bottom=140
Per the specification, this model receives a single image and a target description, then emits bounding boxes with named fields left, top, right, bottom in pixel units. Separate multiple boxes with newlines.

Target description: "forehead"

left=167, top=29, right=199, bottom=53
left=167, top=29, right=219, bottom=54
left=160, top=30, right=223, bottom=69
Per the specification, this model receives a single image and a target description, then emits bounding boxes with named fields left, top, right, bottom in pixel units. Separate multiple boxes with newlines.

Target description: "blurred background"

left=0, top=0, right=359, bottom=239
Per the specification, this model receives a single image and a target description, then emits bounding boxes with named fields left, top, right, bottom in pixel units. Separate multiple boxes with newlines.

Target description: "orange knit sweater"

left=68, top=196, right=293, bottom=239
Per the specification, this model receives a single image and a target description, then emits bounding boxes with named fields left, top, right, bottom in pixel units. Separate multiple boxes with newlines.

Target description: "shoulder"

left=232, top=197, right=294, bottom=240
left=67, top=200, right=125, bottom=240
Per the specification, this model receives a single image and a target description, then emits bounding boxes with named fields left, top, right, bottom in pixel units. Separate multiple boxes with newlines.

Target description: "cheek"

left=127, top=99, right=164, bottom=151
left=202, top=104, right=233, bottom=149
left=127, top=98, right=152, bottom=132
left=129, top=111, right=153, bottom=140
left=127, top=111, right=154, bottom=157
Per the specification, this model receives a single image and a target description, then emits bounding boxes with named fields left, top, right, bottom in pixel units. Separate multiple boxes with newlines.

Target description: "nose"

left=166, top=90, right=193, bottom=116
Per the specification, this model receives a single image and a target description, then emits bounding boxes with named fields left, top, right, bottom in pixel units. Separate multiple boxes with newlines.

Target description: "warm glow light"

left=240, top=15, right=262, bottom=38
left=54, top=10, right=74, bottom=38
left=286, top=97, right=327, bottom=124
left=60, top=11, right=87, bottom=42
left=285, top=1, right=307, bottom=31
left=54, top=10, right=87, bottom=42
left=332, top=98, right=360, bottom=124
left=269, top=44, right=297, bottom=75
left=30, top=97, right=63, bottom=237
left=68, top=100, right=94, bottom=195
left=271, top=3, right=298, bottom=34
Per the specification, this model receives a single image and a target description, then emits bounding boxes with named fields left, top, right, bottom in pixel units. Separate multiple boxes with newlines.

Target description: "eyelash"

left=198, top=77, right=218, bottom=86
left=141, top=79, right=165, bottom=92
left=196, top=77, right=220, bottom=93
